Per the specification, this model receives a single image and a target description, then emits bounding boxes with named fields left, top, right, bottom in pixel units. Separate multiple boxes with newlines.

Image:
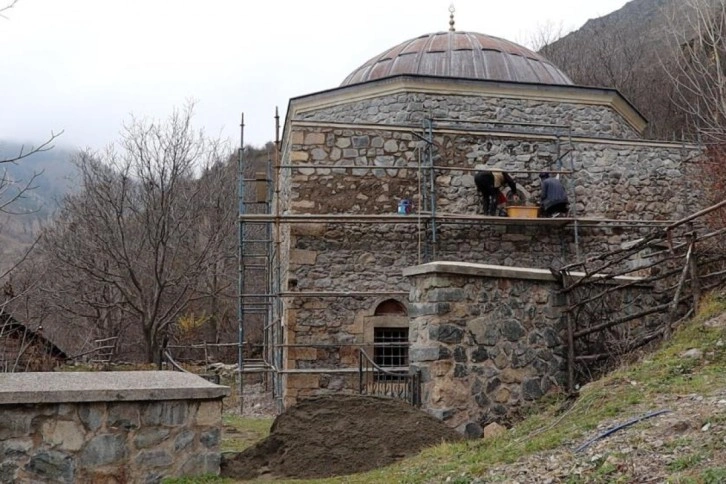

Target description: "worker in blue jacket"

left=539, top=172, right=569, bottom=217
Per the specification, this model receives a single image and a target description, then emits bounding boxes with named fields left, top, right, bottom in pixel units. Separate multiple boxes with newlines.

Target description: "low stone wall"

left=404, top=262, right=660, bottom=435
left=0, top=371, right=229, bottom=483
left=404, top=262, right=568, bottom=436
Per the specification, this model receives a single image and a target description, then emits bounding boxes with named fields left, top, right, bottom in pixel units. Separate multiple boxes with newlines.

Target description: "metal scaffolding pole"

left=237, top=113, right=246, bottom=413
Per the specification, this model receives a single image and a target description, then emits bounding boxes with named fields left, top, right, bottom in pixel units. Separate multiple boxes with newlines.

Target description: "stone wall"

left=403, top=262, right=655, bottom=435
left=286, top=125, right=701, bottom=221
left=296, top=91, right=642, bottom=140
left=277, top=121, right=702, bottom=406
left=0, top=371, right=229, bottom=483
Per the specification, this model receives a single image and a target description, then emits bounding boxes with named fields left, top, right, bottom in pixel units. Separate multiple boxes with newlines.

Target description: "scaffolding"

left=236, top=114, right=680, bottom=411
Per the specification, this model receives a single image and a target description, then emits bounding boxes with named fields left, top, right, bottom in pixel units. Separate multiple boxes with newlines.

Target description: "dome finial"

left=448, top=4, right=456, bottom=32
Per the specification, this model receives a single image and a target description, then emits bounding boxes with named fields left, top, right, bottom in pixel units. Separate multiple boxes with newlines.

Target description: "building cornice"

left=284, top=75, right=648, bottom=138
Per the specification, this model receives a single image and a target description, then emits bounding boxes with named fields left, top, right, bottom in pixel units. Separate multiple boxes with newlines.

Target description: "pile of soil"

left=221, top=394, right=462, bottom=480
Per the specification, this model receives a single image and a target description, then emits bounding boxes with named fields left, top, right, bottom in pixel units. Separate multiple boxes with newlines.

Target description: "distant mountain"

left=0, top=141, right=77, bottom=271
left=0, top=141, right=77, bottom=216
left=540, top=0, right=719, bottom=139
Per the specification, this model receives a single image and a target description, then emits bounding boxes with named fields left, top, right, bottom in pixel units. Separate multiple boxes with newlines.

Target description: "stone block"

left=470, top=346, right=489, bottom=363
left=181, top=452, right=220, bottom=476
left=409, top=346, right=440, bottom=362
left=195, top=400, right=221, bottom=427
left=409, top=302, right=451, bottom=317
left=80, top=434, right=127, bottom=467
left=467, top=318, right=499, bottom=346
left=1, top=437, right=32, bottom=458
left=335, top=137, right=351, bottom=148
left=430, top=324, right=463, bottom=344
left=289, top=249, right=317, bottom=265
left=461, top=422, right=483, bottom=439
left=107, top=403, right=140, bottom=430
left=426, top=407, right=456, bottom=421
left=27, top=450, right=74, bottom=482
left=522, top=377, right=544, bottom=400
left=542, top=327, right=560, bottom=348
left=500, top=368, right=526, bottom=384
left=0, top=410, right=32, bottom=440
left=290, top=223, right=327, bottom=236
left=430, top=360, right=453, bottom=378
left=290, top=131, right=304, bottom=145
left=290, top=200, right=316, bottom=210
left=135, top=449, right=173, bottom=469
left=41, top=419, right=86, bottom=451
left=427, top=288, right=466, bottom=302
left=493, top=387, right=511, bottom=403
left=501, top=319, right=526, bottom=342
left=78, top=403, right=105, bottom=432
left=303, top=133, right=325, bottom=145
left=290, top=150, right=309, bottom=162
left=133, top=427, right=171, bottom=449
left=287, top=374, right=320, bottom=390
left=174, top=430, right=195, bottom=452
left=141, top=401, right=188, bottom=427
left=0, top=462, right=17, bottom=483
left=290, top=347, right=319, bottom=362
left=352, top=136, right=370, bottom=148
left=200, top=428, right=221, bottom=448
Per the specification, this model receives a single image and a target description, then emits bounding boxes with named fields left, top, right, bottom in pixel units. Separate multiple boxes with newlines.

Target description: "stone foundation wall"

left=0, top=372, right=229, bottom=483
left=403, top=262, right=656, bottom=435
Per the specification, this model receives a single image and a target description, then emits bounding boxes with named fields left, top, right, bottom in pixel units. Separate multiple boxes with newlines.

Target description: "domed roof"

left=341, top=31, right=573, bottom=87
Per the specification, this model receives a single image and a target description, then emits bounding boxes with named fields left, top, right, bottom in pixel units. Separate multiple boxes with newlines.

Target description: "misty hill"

left=0, top=141, right=77, bottom=268
left=0, top=141, right=77, bottom=216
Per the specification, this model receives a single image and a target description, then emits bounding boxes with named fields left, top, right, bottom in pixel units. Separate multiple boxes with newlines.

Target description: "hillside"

left=207, top=291, right=726, bottom=483
left=0, top=141, right=77, bottom=272
left=540, top=0, right=721, bottom=140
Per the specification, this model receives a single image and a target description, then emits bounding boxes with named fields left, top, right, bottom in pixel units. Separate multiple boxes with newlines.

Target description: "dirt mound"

left=221, top=394, right=462, bottom=480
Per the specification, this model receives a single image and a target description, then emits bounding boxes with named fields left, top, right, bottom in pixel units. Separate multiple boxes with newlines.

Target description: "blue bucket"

left=397, top=199, right=412, bottom=215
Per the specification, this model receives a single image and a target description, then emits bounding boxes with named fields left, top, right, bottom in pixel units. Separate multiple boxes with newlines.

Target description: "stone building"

left=243, top=22, right=701, bottom=422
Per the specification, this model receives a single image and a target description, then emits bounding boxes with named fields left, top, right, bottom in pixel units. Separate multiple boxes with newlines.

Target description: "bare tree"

left=42, top=104, right=230, bottom=362
left=667, top=0, right=726, bottom=142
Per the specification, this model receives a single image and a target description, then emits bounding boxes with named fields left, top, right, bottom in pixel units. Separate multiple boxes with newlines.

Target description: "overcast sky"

left=0, top=0, right=631, bottom=150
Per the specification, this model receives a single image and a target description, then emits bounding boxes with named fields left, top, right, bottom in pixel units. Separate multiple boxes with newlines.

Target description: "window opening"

left=374, top=327, right=409, bottom=381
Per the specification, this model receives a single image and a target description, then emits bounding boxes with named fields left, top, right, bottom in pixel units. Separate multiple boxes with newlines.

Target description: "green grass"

left=220, top=415, right=273, bottom=453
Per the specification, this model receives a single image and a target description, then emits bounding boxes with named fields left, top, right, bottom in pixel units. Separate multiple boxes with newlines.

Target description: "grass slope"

left=168, top=292, right=726, bottom=484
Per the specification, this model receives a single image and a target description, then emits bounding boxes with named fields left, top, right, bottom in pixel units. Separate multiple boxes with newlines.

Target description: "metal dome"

left=341, top=31, right=573, bottom=87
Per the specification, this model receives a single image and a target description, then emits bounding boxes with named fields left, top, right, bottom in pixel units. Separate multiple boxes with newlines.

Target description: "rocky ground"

left=483, top=391, right=726, bottom=483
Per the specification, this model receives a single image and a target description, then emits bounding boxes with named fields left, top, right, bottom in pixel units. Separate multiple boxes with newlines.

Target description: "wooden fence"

left=558, top=200, right=726, bottom=391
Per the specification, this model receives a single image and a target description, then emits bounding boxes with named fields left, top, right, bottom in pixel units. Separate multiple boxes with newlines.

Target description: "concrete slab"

left=403, top=261, right=645, bottom=284
left=0, top=371, right=230, bottom=405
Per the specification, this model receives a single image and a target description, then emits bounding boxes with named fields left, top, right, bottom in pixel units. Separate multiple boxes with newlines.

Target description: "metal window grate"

left=373, top=327, right=409, bottom=369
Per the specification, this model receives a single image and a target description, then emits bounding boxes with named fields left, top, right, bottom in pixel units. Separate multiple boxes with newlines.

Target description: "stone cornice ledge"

left=403, top=261, right=644, bottom=284
left=0, top=371, right=230, bottom=405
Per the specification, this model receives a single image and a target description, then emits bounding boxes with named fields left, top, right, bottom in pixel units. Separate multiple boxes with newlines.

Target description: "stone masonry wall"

left=0, top=398, right=222, bottom=483
left=297, top=92, right=642, bottom=140
left=403, top=263, right=658, bottom=436
left=279, top=122, right=702, bottom=406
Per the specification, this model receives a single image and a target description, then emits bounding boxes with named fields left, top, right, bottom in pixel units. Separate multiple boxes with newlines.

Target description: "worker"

left=474, top=169, right=518, bottom=216
left=539, top=172, right=569, bottom=217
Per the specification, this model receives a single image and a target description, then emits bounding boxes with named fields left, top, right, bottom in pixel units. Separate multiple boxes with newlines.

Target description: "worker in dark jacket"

left=539, top=172, right=569, bottom=217
left=474, top=169, right=517, bottom=216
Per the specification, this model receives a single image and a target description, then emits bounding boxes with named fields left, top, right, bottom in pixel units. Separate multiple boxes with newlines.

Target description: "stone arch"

left=373, top=299, right=408, bottom=316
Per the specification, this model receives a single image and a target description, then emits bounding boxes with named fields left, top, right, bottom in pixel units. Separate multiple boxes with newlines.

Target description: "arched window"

left=371, top=299, right=409, bottom=373
left=374, top=299, right=407, bottom=316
